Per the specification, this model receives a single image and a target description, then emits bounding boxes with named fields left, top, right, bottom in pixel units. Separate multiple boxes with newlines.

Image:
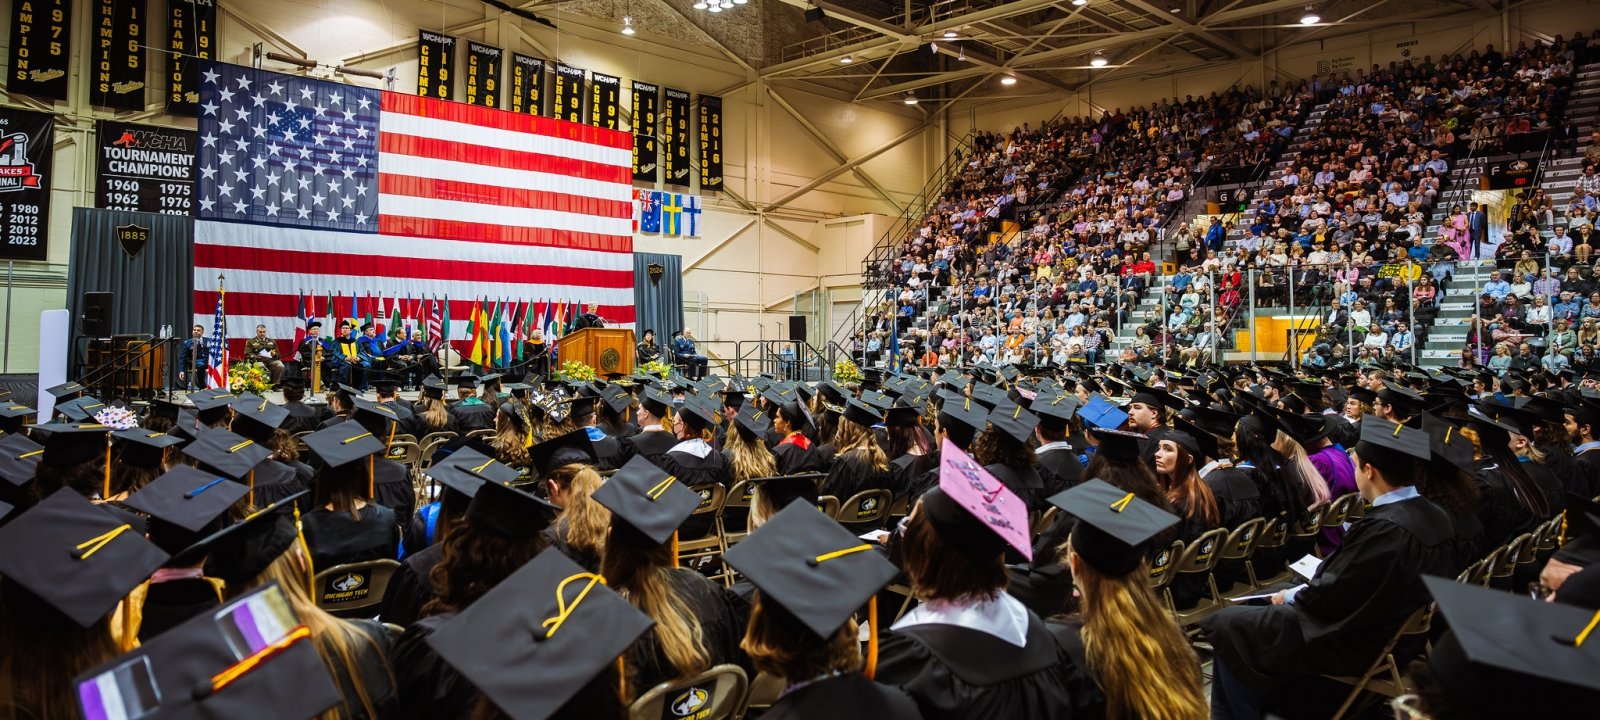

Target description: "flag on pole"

left=207, top=276, right=229, bottom=390
left=294, top=291, right=308, bottom=349
left=388, top=299, right=403, bottom=342
left=433, top=295, right=448, bottom=352
left=468, top=299, right=487, bottom=366
left=326, top=292, right=336, bottom=341
left=347, top=292, right=358, bottom=331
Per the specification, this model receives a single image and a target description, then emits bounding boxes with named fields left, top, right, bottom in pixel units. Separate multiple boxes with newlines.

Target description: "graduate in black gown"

left=1050, top=479, right=1210, bottom=720
left=884, top=405, right=937, bottom=501
left=279, top=375, right=327, bottom=434
left=1031, top=393, right=1085, bottom=498
left=722, top=502, right=922, bottom=720
left=1418, top=414, right=1487, bottom=573
left=592, top=455, right=748, bottom=696
left=874, top=443, right=1079, bottom=720
left=1204, top=418, right=1459, bottom=720
left=228, top=394, right=313, bottom=509
left=180, top=426, right=274, bottom=515
left=391, top=475, right=560, bottom=719
left=767, top=395, right=817, bottom=475
left=565, top=395, right=628, bottom=471
left=623, top=387, right=679, bottom=465
left=821, top=399, right=893, bottom=507
left=298, top=423, right=401, bottom=572
left=528, top=429, right=607, bottom=573
left=1465, top=407, right=1562, bottom=543
left=447, top=376, right=495, bottom=432
left=660, top=398, right=735, bottom=491
left=404, top=375, right=459, bottom=438
left=975, top=399, right=1048, bottom=513
left=121, top=465, right=247, bottom=642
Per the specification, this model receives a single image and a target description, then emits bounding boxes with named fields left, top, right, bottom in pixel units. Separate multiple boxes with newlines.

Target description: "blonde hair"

left=602, top=528, right=710, bottom=691
left=1272, top=430, right=1331, bottom=505
left=726, top=431, right=776, bottom=483
left=226, top=547, right=393, bottom=720
left=1071, top=548, right=1207, bottom=720
left=548, top=464, right=610, bottom=556
left=833, top=421, right=888, bottom=472
left=414, top=395, right=452, bottom=434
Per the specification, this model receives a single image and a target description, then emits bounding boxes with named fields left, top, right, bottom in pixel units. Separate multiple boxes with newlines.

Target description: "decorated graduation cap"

left=73, top=582, right=344, bottom=720
left=1088, top=428, right=1145, bottom=463
left=591, top=455, right=700, bottom=545
left=987, top=400, right=1040, bottom=444
left=920, top=439, right=1032, bottom=560
left=528, top=429, right=599, bottom=477
left=1421, top=575, right=1600, bottom=715
left=54, top=396, right=108, bottom=423
left=1052, top=478, right=1179, bottom=576
left=465, top=474, right=560, bottom=539
left=424, top=548, right=655, bottom=720
left=111, top=427, right=184, bottom=469
left=1079, top=394, right=1128, bottom=430
left=0, top=488, right=169, bottom=627
left=123, top=464, right=250, bottom=560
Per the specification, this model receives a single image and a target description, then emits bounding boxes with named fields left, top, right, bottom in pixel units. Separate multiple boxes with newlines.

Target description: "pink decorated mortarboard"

left=937, top=438, right=1033, bottom=561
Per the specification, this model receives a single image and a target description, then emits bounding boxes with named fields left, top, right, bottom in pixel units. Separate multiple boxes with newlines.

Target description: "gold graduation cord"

left=1110, top=492, right=1135, bottom=513
left=103, top=439, right=112, bottom=499
left=76, top=524, right=133, bottom=560
left=207, top=625, right=313, bottom=695
left=541, top=572, right=607, bottom=638
left=810, top=545, right=879, bottom=678
left=1573, top=610, right=1600, bottom=647
left=247, top=470, right=255, bottom=508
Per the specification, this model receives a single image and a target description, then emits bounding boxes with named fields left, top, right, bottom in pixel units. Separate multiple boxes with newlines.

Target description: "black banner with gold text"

left=0, top=108, right=55, bottom=261
left=632, top=81, right=659, bottom=183
left=663, top=88, right=692, bottom=187
left=417, top=31, right=456, bottom=100
left=91, top=0, right=148, bottom=110
left=8, top=0, right=74, bottom=101
left=509, top=54, right=545, bottom=115
left=699, top=95, right=723, bottom=191
left=554, top=64, right=586, bottom=123
left=165, top=0, right=216, bottom=116
left=590, top=73, right=621, bottom=130
left=464, top=41, right=501, bottom=108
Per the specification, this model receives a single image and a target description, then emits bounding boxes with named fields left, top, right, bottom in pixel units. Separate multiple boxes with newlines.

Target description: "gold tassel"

left=367, top=455, right=375, bottom=499
left=670, top=531, right=679, bottom=568
left=865, top=595, right=879, bottom=680
left=102, top=438, right=112, bottom=499
left=248, top=470, right=255, bottom=508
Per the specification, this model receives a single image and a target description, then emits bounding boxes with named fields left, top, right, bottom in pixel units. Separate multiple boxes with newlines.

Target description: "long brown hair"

left=546, top=464, right=610, bottom=557
left=491, top=411, right=531, bottom=466
left=224, top=547, right=394, bottom=720
left=0, top=584, right=119, bottom=720
left=901, top=505, right=1006, bottom=602
left=1159, top=443, right=1219, bottom=526
left=741, top=591, right=860, bottom=680
left=1069, top=544, right=1207, bottom=720
left=425, top=515, right=548, bottom=617
left=833, top=421, right=888, bottom=472
left=601, top=523, right=710, bottom=687
left=313, top=461, right=373, bottom=520
left=726, top=431, right=776, bottom=482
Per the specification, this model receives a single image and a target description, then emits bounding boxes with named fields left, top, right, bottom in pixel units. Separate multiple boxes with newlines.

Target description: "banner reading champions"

left=0, top=108, right=55, bottom=261
left=95, top=121, right=197, bottom=216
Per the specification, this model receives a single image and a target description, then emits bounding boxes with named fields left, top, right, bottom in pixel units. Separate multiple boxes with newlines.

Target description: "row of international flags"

left=287, top=291, right=593, bottom=368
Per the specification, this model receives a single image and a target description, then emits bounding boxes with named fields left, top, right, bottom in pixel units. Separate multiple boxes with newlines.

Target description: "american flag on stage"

left=207, top=278, right=229, bottom=390
left=192, top=62, right=636, bottom=351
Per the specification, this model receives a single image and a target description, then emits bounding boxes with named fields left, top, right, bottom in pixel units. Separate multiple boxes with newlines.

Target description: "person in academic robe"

left=720, top=405, right=778, bottom=535
left=1204, top=419, right=1460, bottom=720
left=355, top=323, right=391, bottom=389
left=343, top=398, right=417, bottom=522
left=820, top=399, right=893, bottom=511
left=280, top=376, right=327, bottom=434
left=636, top=329, right=662, bottom=366
left=768, top=396, right=817, bottom=475
left=404, top=376, right=459, bottom=438
left=390, top=477, right=559, bottom=720
left=384, top=330, right=438, bottom=386
left=329, top=322, right=366, bottom=389
left=318, top=386, right=356, bottom=431
left=974, top=400, right=1048, bottom=514
left=622, top=387, right=679, bottom=465
left=1050, top=480, right=1210, bottom=720
left=1031, top=393, right=1084, bottom=498
left=298, top=424, right=401, bottom=572
left=598, top=388, right=641, bottom=441
left=447, top=376, right=495, bottom=432
left=566, top=396, right=628, bottom=471
left=539, top=455, right=611, bottom=574
left=874, top=455, right=1079, bottom=720
left=522, top=328, right=550, bottom=378
left=1419, top=415, right=1488, bottom=573
left=659, top=399, right=734, bottom=540
left=121, top=465, right=248, bottom=642
left=1126, top=386, right=1176, bottom=470
left=1564, top=398, right=1600, bottom=497
left=488, top=403, right=533, bottom=472
left=1463, top=410, right=1558, bottom=546
left=723, top=503, right=923, bottom=720
left=293, top=320, right=331, bottom=380
left=227, top=397, right=313, bottom=509
left=372, top=376, right=416, bottom=417
left=1153, top=431, right=1224, bottom=610
left=592, top=456, right=749, bottom=696
left=883, top=404, right=936, bottom=500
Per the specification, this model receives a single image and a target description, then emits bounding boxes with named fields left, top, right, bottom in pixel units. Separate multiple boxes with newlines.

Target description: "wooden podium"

left=556, top=328, right=636, bottom=376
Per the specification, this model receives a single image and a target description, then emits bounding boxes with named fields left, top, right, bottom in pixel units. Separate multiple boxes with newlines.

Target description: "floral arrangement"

left=558, top=359, right=596, bottom=382
left=833, top=358, right=863, bottom=384
left=93, top=406, right=139, bottom=430
left=228, top=360, right=273, bottom=396
left=639, top=359, right=673, bottom=379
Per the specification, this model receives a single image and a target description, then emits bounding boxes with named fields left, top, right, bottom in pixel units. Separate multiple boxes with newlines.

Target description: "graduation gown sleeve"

left=373, top=458, right=416, bottom=523
left=760, top=673, right=925, bottom=720
left=379, top=545, right=441, bottom=628
left=771, top=442, right=815, bottom=476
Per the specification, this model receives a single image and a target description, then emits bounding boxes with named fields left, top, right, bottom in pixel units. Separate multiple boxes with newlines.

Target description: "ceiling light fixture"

left=840, top=55, right=853, bottom=64
left=1300, top=7, right=1320, bottom=24
left=1090, top=52, right=1108, bottom=67
left=1072, top=0, right=1088, bottom=6
left=1000, top=74, right=1017, bottom=85
left=904, top=92, right=918, bottom=105
left=621, top=15, right=635, bottom=35
left=944, top=29, right=958, bottom=39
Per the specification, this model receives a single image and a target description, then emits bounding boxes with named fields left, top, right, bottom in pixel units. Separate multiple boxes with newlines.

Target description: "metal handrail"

left=78, top=336, right=180, bottom=401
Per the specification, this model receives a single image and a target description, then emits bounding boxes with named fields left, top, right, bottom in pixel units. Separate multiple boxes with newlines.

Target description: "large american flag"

left=192, top=62, right=636, bottom=352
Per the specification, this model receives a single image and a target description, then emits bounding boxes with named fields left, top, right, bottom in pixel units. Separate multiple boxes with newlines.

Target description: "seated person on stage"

left=1203, top=418, right=1458, bottom=720
left=243, top=323, right=286, bottom=386
left=522, top=329, right=549, bottom=376
left=294, top=320, right=331, bottom=380
left=385, top=330, right=437, bottom=387
left=330, top=321, right=366, bottom=388
left=672, top=328, right=709, bottom=380
left=636, top=328, right=661, bottom=365
left=178, top=323, right=211, bottom=389
left=356, top=323, right=391, bottom=386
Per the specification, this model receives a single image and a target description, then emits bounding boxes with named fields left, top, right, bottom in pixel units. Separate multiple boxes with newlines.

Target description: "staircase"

left=1218, top=101, right=1334, bottom=249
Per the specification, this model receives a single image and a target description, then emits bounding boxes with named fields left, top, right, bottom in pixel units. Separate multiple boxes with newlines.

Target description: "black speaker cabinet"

left=82, top=292, right=113, bottom=337
left=789, top=315, right=807, bottom=343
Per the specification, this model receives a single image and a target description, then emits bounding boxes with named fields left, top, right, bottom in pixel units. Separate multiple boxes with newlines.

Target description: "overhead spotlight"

left=1300, top=7, right=1320, bottom=24
left=1169, top=5, right=1181, bottom=12
left=1000, top=74, right=1017, bottom=86
left=944, top=29, right=958, bottom=39
left=1072, top=0, right=1088, bottom=5
left=840, top=55, right=853, bottom=64
left=903, top=92, right=918, bottom=105
left=1090, top=52, right=1108, bottom=67
left=621, top=15, right=635, bottom=35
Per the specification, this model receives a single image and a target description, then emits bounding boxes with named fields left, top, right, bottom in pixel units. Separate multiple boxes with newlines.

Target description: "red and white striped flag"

left=191, top=64, right=635, bottom=352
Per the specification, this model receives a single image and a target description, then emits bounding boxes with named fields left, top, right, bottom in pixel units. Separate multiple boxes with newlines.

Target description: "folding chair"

left=391, top=433, right=419, bottom=447
left=1490, top=533, right=1531, bottom=591
left=1247, top=517, right=1290, bottom=588
left=1214, top=517, right=1267, bottom=602
left=815, top=495, right=841, bottom=519
left=835, top=489, right=892, bottom=530
left=1322, top=493, right=1362, bottom=529
left=385, top=440, right=422, bottom=472
left=887, top=494, right=911, bottom=525
left=718, top=479, right=754, bottom=547
left=628, top=664, right=748, bottom=720
left=1148, top=539, right=1183, bottom=596
left=1164, top=527, right=1229, bottom=626
left=678, top=484, right=728, bottom=582
left=314, top=559, right=402, bottom=619
left=465, top=428, right=495, bottom=440
left=1322, top=604, right=1434, bottom=720
left=1532, top=515, right=1561, bottom=553
left=1288, top=503, right=1330, bottom=558
left=1031, top=505, right=1060, bottom=537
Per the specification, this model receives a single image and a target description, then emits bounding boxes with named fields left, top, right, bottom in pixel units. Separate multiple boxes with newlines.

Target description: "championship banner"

left=0, top=108, right=55, bottom=261
left=698, top=94, right=724, bottom=191
left=590, top=73, right=621, bottom=130
left=509, top=53, right=545, bottom=115
left=554, top=64, right=586, bottom=123
left=662, top=87, right=692, bottom=187
left=417, top=31, right=456, bottom=100
left=464, top=41, right=501, bottom=108
left=90, top=0, right=148, bottom=110
left=165, top=0, right=216, bottom=116
left=95, top=121, right=197, bottom=216
left=8, top=0, right=74, bottom=101
left=631, top=81, right=659, bottom=183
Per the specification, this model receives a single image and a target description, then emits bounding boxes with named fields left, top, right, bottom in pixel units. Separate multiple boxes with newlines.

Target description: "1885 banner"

left=0, top=108, right=55, bottom=261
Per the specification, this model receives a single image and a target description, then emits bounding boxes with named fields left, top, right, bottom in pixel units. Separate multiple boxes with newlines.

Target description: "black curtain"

left=66, top=208, right=195, bottom=375
left=633, top=252, right=682, bottom=356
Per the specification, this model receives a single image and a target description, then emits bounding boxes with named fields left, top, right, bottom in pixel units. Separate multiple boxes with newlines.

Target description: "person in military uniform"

left=242, top=324, right=285, bottom=386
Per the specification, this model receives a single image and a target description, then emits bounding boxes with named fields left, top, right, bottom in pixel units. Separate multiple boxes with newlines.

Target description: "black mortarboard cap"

left=193, top=394, right=236, bottom=426
left=0, top=401, right=36, bottom=426
left=1555, top=494, right=1600, bottom=566
left=29, top=422, right=111, bottom=467
left=112, top=427, right=184, bottom=468
left=1421, top=414, right=1476, bottom=473
left=640, top=387, right=672, bottom=417
left=350, top=396, right=404, bottom=434
left=722, top=502, right=898, bottom=639
left=591, top=455, right=700, bottom=544
left=0, top=488, right=169, bottom=627
left=55, top=396, right=108, bottom=422
left=884, top=406, right=920, bottom=428
left=1171, top=417, right=1218, bottom=460
left=424, top=548, right=655, bottom=720
left=230, top=394, right=289, bottom=443
left=676, top=398, right=718, bottom=431
left=199, top=491, right=308, bottom=584
left=182, top=428, right=272, bottom=480
left=842, top=398, right=882, bottom=428
left=602, top=389, right=634, bottom=414
left=300, top=423, right=383, bottom=469
left=465, top=476, right=560, bottom=539
left=733, top=405, right=771, bottom=441
left=528, top=429, right=598, bottom=477
left=1377, top=381, right=1425, bottom=415
left=124, top=465, right=248, bottom=534
left=1031, top=392, right=1079, bottom=425
left=1089, top=428, right=1144, bottom=463
left=456, top=375, right=481, bottom=390
left=936, top=392, right=987, bottom=441
left=428, top=447, right=519, bottom=498
left=0, top=432, right=43, bottom=487
left=1052, top=478, right=1180, bottom=576
left=987, top=400, right=1039, bottom=444
left=46, top=381, right=87, bottom=399
left=1356, top=416, right=1430, bottom=461
left=421, top=374, right=448, bottom=400
left=859, top=390, right=894, bottom=411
